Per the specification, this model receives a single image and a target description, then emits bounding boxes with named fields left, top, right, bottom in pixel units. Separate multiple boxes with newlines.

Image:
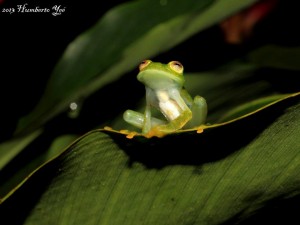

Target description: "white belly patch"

left=156, top=91, right=180, bottom=121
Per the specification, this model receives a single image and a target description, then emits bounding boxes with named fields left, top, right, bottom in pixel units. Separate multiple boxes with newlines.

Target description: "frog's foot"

left=144, top=122, right=182, bottom=138
left=145, top=110, right=192, bottom=138
left=145, top=126, right=169, bottom=138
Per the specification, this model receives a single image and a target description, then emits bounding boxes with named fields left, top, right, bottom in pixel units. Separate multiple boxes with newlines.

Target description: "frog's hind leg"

left=123, top=110, right=166, bottom=130
left=184, top=96, right=207, bottom=128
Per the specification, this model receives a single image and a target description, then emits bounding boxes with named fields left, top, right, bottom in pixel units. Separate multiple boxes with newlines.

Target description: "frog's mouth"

left=137, top=69, right=184, bottom=89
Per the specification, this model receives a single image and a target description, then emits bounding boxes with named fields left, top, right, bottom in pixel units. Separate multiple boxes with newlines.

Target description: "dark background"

left=1, top=0, right=299, bottom=139
left=1, top=0, right=129, bottom=137
left=0, top=1, right=300, bottom=223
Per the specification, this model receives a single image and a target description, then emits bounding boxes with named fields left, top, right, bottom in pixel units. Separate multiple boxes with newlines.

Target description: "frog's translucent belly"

left=156, top=91, right=181, bottom=121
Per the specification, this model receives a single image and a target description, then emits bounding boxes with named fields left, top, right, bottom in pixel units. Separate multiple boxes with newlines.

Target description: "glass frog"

left=123, top=60, right=207, bottom=137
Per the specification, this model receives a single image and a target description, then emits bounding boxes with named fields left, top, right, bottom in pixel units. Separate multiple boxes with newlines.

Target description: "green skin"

left=123, top=60, right=207, bottom=137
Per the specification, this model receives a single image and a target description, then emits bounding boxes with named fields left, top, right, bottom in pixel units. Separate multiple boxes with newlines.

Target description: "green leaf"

left=16, top=0, right=258, bottom=135
left=216, top=94, right=291, bottom=122
left=1, top=94, right=300, bottom=224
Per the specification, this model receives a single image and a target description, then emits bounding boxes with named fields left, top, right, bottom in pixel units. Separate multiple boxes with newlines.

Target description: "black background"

left=1, top=0, right=299, bottom=138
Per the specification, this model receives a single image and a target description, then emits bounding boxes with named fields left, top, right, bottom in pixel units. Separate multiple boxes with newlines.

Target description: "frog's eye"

left=139, top=60, right=151, bottom=71
left=169, top=61, right=184, bottom=74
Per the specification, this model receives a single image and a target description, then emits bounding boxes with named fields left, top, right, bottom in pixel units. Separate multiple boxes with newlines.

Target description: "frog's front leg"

left=146, top=89, right=193, bottom=137
left=185, top=96, right=207, bottom=128
left=123, top=110, right=166, bottom=132
left=123, top=88, right=168, bottom=134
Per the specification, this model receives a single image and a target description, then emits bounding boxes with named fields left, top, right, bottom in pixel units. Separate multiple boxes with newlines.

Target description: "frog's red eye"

left=169, top=61, right=183, bottom=74
left=139, top=60, right=152, bottom=71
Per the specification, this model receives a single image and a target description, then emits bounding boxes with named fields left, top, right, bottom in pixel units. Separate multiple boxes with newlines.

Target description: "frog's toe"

left=145, top=127, right=167, bottom=138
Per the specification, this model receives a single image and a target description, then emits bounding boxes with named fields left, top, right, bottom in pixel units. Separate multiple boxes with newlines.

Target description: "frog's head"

left=137, top=60, right=185, bottom=90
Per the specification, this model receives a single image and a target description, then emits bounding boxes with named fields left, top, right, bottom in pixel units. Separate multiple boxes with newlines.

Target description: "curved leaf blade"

left=1, top=94, right=300, bottom=224
left=216, top=93, right=292, bottom=123
left=16, top=0, right=258, bottom=135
